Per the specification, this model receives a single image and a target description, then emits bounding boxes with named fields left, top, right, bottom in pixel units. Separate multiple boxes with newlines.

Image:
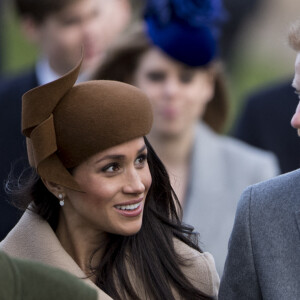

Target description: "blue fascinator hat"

left=144, top=0, right=227, bottom=67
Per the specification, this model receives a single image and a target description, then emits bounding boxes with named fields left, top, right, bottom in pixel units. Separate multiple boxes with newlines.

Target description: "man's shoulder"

left=240, top=169, right=300, bottom=210
left=199, top=123, right=279, bottom=171
left=220, top=134, right=274, bottom=158
left=216, top=131, right=278, bottom=167
left=252, top=169, right=300, bottom=192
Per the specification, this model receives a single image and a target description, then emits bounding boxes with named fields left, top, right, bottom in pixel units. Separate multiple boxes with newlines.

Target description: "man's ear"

left=42, top=179, right=66, bottom=199
left=20, top=16, right=42, bottom=44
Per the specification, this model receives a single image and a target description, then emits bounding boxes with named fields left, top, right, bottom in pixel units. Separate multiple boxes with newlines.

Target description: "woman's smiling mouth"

left=114, top=198, right=144, bottom=217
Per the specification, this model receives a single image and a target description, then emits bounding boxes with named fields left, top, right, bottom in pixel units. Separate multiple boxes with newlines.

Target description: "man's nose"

left=291, top=101, right=300, bottom=130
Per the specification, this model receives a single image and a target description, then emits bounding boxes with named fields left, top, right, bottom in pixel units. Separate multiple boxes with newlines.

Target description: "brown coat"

left=0, top=210, right=219, bottom=299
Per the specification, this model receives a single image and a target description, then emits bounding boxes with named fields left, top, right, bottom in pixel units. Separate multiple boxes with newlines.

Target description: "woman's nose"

left=163, top=78, right=180, bottom=99
left=122, top=170, right=145, bottom=194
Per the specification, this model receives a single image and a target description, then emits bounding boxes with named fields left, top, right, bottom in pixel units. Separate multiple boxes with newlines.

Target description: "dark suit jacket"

left=233, top=78, right=300, bottom=174
left=0, top=69, right=38, bottom=241
left=219, top=169, right=300, bottom=299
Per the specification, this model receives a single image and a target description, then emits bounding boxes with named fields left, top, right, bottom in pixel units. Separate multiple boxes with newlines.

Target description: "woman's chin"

left=153, top=126, right=186, bottom=139
left=113, top=221, right=143, bottom=237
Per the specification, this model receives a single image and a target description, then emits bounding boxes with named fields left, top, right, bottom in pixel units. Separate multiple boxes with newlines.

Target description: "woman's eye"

left=60, top=17, right=81, bottom=27
left=179, top=71, right=195, bottom=83
left=102, top=163, right=120, bottom=173
left=135, top=154, right=147, bottom=167
left=146, top=71, right=166, bottom=82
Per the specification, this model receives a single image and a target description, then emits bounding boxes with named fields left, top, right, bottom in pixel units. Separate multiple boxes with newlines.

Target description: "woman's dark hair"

left=93, top=23, right=229, bottom=133
left=7, top=137, right=215, bottom=300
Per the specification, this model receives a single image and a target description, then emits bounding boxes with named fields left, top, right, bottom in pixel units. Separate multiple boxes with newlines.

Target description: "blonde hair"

left=288, top=20, right=300, bottom=51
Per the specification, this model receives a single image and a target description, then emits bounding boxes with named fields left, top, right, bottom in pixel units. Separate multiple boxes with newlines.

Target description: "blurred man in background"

left=0, top=0, right=134, bottom=241
left=219, top=0, right=261, bottom=68
left=229, top=1, right=300, bottom=174
left=233, top=76, right=299, bottom=174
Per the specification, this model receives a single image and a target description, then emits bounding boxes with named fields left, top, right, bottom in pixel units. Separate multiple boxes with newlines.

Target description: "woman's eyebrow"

left=137, top=144, right=147, bottom=154
left=95, top=145, right=147, bottom=164
left=95, top=155, right=125, bottom=164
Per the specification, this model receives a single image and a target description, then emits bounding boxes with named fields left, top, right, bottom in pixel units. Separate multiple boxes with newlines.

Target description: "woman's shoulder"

left=220, top=133, right=277, bottom=165
left=173, top=238, right=220, bottom=297
left=198, top=122, right=277, bottom=163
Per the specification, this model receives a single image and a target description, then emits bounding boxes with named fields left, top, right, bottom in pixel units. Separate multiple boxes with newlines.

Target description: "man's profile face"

left=291, top=53, right=300, bottom=135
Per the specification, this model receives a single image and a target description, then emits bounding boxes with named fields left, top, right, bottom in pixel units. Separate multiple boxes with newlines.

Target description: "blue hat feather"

left=144, top=0, right=227, bottom=66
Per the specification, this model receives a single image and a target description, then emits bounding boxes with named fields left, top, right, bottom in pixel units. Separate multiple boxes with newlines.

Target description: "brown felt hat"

left=22, top=59, right=153, bottom=191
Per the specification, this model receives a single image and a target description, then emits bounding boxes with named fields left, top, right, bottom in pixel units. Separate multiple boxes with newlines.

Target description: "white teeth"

left=116, top=203, right=141, bottom=211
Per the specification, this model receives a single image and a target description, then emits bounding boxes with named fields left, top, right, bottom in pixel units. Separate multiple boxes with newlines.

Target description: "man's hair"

left=14, top=0, right=76, bottom=23
left=288, top=20, right=300, bottom=51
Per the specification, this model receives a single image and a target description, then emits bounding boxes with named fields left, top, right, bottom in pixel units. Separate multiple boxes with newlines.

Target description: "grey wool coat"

left=219, top=169, right=300, bottom=299
left=183, top=123, right=279, bottom=275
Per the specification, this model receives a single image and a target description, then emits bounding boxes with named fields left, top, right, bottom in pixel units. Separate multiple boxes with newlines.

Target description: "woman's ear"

left=42, top=179, right=66, bottom=199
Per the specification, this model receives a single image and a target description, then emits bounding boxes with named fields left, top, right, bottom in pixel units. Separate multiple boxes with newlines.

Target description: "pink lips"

left=160, top=108, right=179, bottom=120
left=114, top=198, right=144, bottom=218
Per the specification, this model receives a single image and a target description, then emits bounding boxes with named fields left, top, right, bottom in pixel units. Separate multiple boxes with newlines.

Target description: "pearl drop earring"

left=58, top=193, right=64, bottom=207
